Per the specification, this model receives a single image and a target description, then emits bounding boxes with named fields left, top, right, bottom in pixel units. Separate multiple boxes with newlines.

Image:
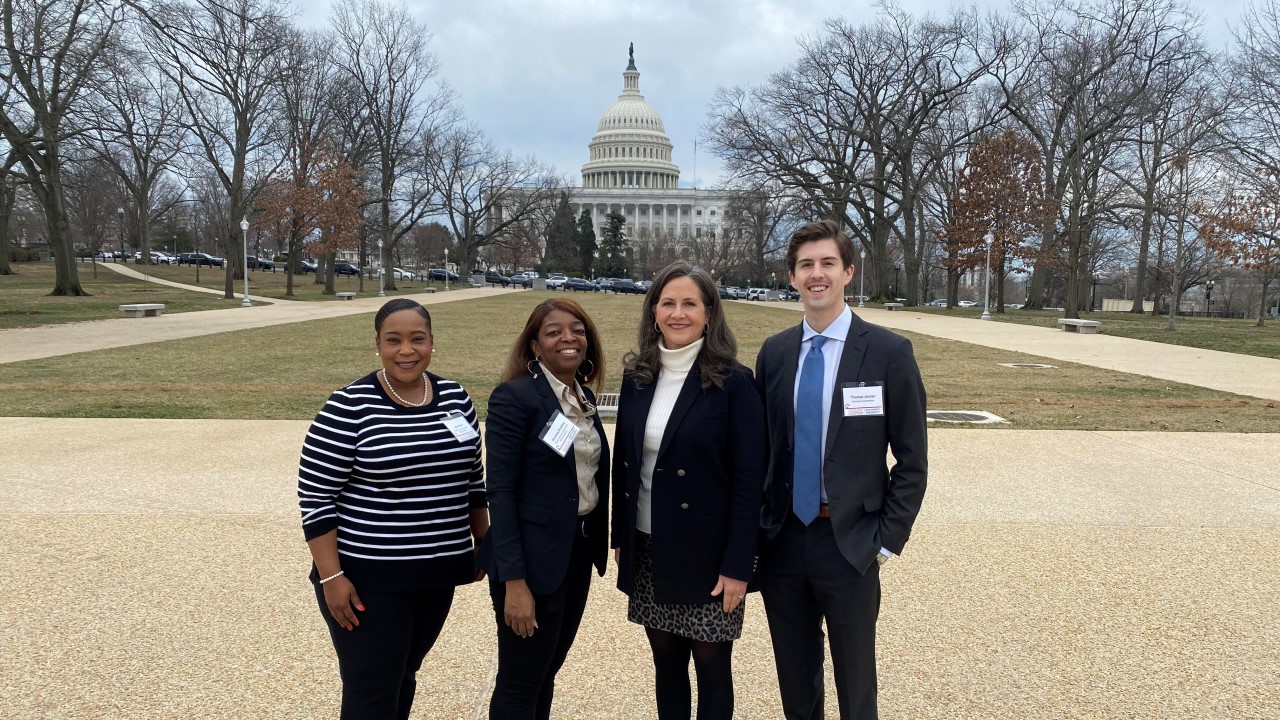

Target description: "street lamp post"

left=444, top=248, right=449, bottom=292
left=894, top=265, right=901, bottom=302
left=1090, top=274, right=1099, bottom=312
left=1205, top=280, right=1215, bottom=315
left=771, top=271, right=776, bottom=297
left=117, top=207, right=125, bottom=263
left=858, top=249, right=865, bottom=308
left=240, top=216, right=251, bottom=307
left=377, top=239, right=386, bottom=297
left=980, top=237, right=992, bottom=321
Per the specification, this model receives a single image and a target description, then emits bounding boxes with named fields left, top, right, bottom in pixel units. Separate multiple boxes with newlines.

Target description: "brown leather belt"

left=817, top=504, right=832, bottom=518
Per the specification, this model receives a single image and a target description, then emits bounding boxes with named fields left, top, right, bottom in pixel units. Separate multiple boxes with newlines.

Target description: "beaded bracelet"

left=318, top=570, right=345, bottom=585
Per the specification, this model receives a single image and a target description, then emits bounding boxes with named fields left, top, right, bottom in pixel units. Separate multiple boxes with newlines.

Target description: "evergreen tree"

left=596, top=211, right=628, bottom=277
left=544, top=192, right=579, bottom=274
left=576, top=207, right=598, bottom=277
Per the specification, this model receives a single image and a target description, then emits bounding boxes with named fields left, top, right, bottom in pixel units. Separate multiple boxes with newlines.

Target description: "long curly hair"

left=500, top=298, right=605, bottom=393
left=623, top=261, right=738, bottom=390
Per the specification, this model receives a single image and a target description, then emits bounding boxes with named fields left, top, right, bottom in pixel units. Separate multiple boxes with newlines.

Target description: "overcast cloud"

left=291, top=0, right=1244, bottom=188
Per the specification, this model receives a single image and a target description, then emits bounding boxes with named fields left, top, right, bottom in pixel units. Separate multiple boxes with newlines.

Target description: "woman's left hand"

left=711, top=575, right=748, bottom=613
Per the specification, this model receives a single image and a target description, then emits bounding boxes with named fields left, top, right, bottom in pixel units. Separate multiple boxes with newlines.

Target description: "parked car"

left=612, top=279, right=643, bottom=294
left=956, top=300, right=977, bottom=307
left=245, top=256, right=275, bottom=270
left=718, top=285, right=732, bottom=299
left=564, top=277, right=598, bottom=292
left=513, top=271, right=540, bottom=281
left=637, top=280, right=652, bottom=291
left=509, top=274, right=534, bottom=288
left=747, top=287, right=770, bottom=301
left=180, top=252, right=224, bottom=267
left=474, top=270, right=510, bottom=286
left=928, top=299, right=948, bottom=307
left=428, top=268, right=459, bottom=282
left=392, top=267, right=417, bottom=281
left=545, top=274, right=568, bottom=289
left=298, top=259, right=318, bottom=274
left=333, top=262, right=360, bottom=276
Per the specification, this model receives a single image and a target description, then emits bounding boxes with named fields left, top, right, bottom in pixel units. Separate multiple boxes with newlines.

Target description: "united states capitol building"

left=493, top=48, right=730, bottom=270
left=572, top=49, right=728, bottom=256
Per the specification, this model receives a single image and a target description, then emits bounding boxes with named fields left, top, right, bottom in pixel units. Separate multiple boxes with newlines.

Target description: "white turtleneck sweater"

left=637, top=337, right=704, bottom=534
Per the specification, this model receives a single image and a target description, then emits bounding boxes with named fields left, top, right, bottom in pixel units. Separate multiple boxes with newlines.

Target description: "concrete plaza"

left=2, top=417, right=1277, bottom=719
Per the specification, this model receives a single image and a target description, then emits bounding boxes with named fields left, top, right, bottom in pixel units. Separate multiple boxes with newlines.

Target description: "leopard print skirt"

left=627, top=531, right=745, bottom=642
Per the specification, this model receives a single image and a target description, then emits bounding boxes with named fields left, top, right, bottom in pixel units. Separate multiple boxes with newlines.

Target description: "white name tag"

left=539, top=411, right=580, bottom=457
left=441, top=412, right=479, bottom=442
left=842, top=384, right=885, bottom=417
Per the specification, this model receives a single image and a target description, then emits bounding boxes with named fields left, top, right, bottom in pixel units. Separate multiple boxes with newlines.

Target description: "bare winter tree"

left=141, top=0, right=290, bottom=298
left=723, top=182, right=802, bottom=284
left=995, top=0, right=1201, bottom=317
left=430, top=124, right=559, bottom=275
left=704, top=5, right=995, bottom=303
left=0, top=0, right=122, bottom=294
left=329, top=0, right=456, bottom=292
left=78, top=18, right=188, bottom=266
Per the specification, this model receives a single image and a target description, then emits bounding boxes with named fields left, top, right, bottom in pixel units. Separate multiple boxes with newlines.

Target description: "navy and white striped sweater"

left=298, top=371, right=486, bottom=591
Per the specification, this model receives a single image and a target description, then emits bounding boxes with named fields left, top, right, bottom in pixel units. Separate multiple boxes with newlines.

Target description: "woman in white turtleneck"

left=611, top=262, right=766, bottom=720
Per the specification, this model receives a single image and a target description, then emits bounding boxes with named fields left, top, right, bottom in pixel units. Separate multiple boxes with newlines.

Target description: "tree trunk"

left=324, top=253, right=336, bottom=295
left=1023, top=222, right=1055, bottom=309
left=1258, top=278, right=1271, bottom=327
left=38, top=164, right=88, bottom=296
left=0, top=177, right=14, bottom=275
left=1131, top=203, right=1155, bottom=313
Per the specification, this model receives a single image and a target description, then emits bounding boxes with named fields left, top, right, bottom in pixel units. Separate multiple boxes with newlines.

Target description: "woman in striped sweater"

left=298, top=298, right=488, bottom=720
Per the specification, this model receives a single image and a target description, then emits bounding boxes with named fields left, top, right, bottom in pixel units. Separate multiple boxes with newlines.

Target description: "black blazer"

left=478, top=373, right=610, bottom=595
left=755, top=312, right=928, bottom=574
left=611, top=360, right=765, bottom=605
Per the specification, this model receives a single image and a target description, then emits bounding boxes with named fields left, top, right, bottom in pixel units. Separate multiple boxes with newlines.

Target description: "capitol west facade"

left=499, top=49, right=730, bottom=274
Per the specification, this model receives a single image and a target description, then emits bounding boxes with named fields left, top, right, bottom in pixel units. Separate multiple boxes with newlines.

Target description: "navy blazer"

left=755, top=312, right=928, bottom=574
left=611, top=360, right=765, bottom=605
left=478, top=373, right=610, bottom=595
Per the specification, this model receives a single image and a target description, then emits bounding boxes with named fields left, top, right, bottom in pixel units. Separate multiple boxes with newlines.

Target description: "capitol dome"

left=582, top=47, right=681, bottom=190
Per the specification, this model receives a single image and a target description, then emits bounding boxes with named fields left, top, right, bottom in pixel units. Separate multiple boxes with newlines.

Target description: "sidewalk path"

left=755, top=302, right=1280, bottom=402
left=0, top=286, right=521, bottom=365
left=3, top=417, right=1275, bottom=719
left=98, top=261, right=281, bottom=303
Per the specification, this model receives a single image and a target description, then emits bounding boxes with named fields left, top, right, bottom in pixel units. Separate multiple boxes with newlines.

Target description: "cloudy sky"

left=292, top=0, right=1244, bottom=188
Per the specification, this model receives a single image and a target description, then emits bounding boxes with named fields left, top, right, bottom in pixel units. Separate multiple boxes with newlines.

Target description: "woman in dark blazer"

left=612, top=261, right=766, bottom=720
left=478, top=298, right=610, bottom=720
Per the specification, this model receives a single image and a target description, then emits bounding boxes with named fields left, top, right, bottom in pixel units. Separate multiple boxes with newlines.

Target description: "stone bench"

left=884, top=303, right=904, bottom=311
left=335, top=292, right=356, bottom=301
left=119, top=303, right=165, bottom=318
left=1057, top=318, right=1101, bottom=334
left=423, top=287, right=436, bottom=293
left=595, top=392, right=620, bottom=418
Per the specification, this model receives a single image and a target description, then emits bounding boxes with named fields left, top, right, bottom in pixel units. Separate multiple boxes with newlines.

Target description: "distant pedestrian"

left=478, top=298, right=610, bottom=720
left=612, top=261, right=765, bottom=720
left=298, top=298, right=488, bottom=720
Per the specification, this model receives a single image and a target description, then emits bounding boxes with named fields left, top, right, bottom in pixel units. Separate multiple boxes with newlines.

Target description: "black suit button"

left=676, top=469, right=686, bottom=477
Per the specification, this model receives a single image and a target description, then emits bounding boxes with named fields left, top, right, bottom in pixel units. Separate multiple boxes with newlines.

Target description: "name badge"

left=441, top=411, right=479, bottom=442
left=539, top=411, right=580, bottom=457
left=842, top=383, right=885, bottom=417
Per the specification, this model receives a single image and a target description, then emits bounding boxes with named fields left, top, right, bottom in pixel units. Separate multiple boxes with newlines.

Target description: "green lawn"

left=1, top=293, right=1275, bottom=432
left=0, top=261, right=253, bottom=329
left=908, top=304, right=1280, bottom=359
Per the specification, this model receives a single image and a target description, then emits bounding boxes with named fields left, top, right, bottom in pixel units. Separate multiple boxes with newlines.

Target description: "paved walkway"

left=0, top=285, right=521, bottom=365
left=3, top=417, right=1275, bottom=719
left=753, top=302, right=1280, bottom=401
left=97, top=261, right=282, bottom=303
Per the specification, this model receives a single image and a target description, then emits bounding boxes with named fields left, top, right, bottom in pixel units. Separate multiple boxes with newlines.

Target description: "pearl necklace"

left=381, top=369, right=429, bottom=407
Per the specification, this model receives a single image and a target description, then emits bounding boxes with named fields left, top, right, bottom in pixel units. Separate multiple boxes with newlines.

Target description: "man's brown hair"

left=785, top=219, right=856, bottom=272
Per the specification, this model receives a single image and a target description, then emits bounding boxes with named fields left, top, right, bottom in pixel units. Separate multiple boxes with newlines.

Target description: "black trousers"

left=488, top=521, right=594, bottom=720
left=760, top=515, right=882, bottom=720
left=314, top=583, right=455, bottom=720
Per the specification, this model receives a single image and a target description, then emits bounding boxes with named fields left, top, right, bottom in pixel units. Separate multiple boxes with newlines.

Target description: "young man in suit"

left=754, top=220, right=928, bottom=720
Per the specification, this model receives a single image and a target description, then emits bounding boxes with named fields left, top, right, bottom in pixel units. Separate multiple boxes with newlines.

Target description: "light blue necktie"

left=793, top=335, right=827, bottom=525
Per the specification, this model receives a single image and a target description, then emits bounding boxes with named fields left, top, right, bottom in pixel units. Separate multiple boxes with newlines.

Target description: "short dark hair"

left=374, top=298, right=432, bottom=335
left=623, top=261, right=738, bottom=390
left=786, top=219, right=856, bottom=272
left=501, top=298, right=605, bottom=393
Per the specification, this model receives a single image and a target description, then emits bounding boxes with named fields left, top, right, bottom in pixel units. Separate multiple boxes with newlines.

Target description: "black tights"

left=645, top=627, right=734, bottom=720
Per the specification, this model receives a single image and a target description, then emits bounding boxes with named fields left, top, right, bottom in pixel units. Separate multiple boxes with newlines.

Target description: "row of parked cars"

left=541, top=274, right=651, bottom=294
